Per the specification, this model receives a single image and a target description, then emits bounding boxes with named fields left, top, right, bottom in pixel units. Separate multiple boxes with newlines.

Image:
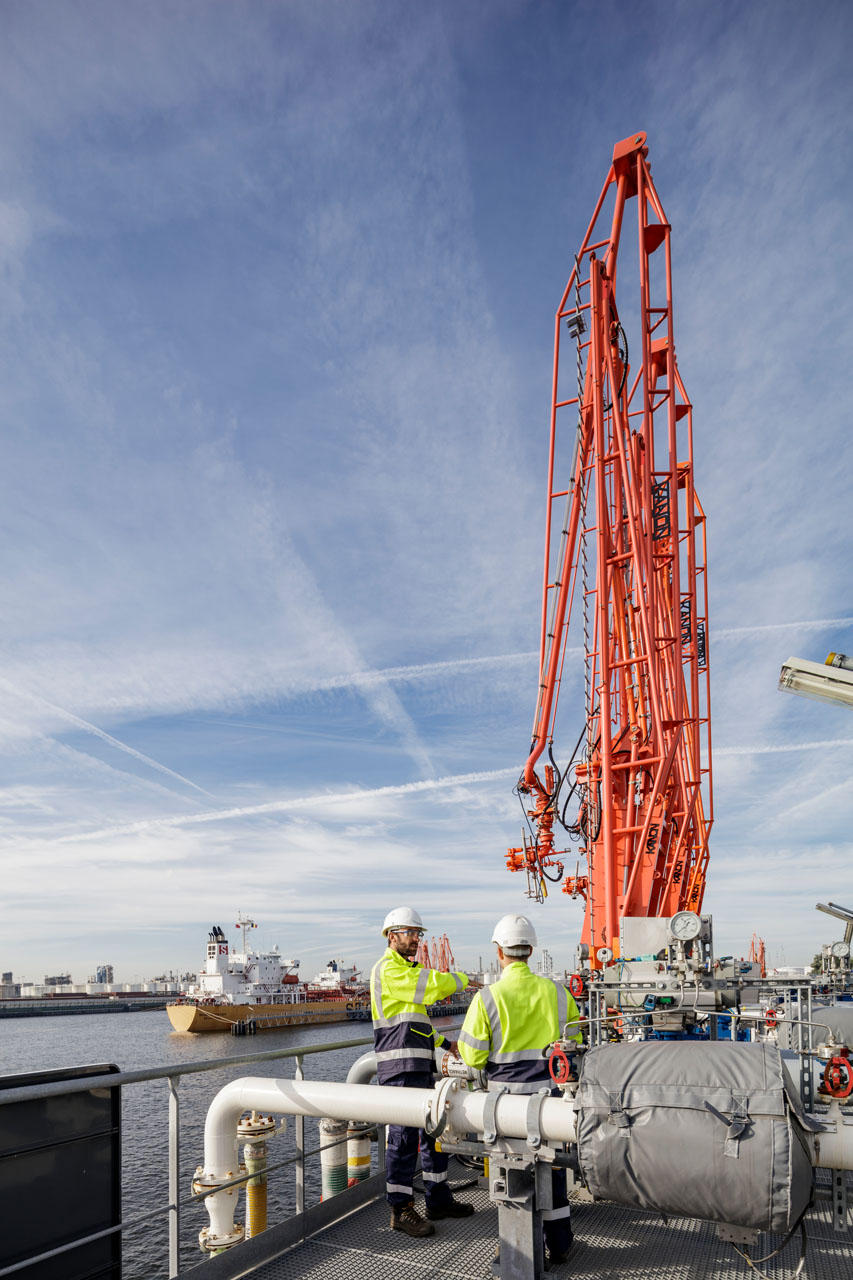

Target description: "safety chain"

left=573, top=254, right=594, bottom=849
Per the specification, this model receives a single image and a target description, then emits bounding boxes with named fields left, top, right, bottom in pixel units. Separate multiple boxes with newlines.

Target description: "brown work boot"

left=390, top=1200, right=435, bottom=1237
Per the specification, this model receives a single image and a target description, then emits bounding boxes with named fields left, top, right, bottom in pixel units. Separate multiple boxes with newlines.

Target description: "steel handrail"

left=0, top=1033, right=375, bottom=1278
left=0, top=1034, right=373, bottom=1106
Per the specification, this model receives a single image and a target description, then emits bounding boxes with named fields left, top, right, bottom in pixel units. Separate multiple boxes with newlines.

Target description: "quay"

left=0, top=997, right=169, bottom=1018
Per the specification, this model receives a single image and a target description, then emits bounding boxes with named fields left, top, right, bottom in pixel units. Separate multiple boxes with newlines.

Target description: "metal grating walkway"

left=235, top=1168, right=852, bottom=1280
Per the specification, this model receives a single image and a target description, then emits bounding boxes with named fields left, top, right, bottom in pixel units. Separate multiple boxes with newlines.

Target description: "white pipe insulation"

left=200, top=1076, right=577, bottom=1243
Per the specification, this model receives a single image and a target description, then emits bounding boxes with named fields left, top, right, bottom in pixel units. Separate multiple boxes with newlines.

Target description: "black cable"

left=547, top=742, right=564, bottom=811
left=731, top=1203, right=809, bottom=1280
left=514, top=783, right=537, bottom=845
left=556, top=719, right=596, bottom=832
left=615, top=322, right=628, bottom=396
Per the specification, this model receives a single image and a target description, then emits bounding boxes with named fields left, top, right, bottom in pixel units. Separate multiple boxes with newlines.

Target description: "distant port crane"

left=506, top=133, right=713, bottom=968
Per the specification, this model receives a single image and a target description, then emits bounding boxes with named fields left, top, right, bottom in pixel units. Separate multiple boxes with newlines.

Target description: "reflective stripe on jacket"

left=371, top=947, right=469, bottom=1081
left=457, top=962, right=582, bottom=1092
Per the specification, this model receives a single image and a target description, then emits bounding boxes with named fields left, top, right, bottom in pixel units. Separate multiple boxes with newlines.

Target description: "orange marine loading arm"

left=506, top=133, right=713, bottom=968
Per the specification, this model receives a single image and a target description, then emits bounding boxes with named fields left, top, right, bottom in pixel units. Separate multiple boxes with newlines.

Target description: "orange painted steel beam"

left=506, top=134, right=713, bottom=966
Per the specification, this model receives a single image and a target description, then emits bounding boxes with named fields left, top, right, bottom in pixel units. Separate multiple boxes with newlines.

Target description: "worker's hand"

left=445, top=1039, right=461, bottom=1059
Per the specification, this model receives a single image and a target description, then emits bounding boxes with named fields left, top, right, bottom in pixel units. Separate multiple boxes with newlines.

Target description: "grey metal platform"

left=193, top=1164, right=851, bottom=1280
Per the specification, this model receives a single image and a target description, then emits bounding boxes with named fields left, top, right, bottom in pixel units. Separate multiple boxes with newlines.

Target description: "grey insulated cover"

left=778, top=1002, right=853, bottom=1051
left=575, top=1041, right=813, bottom=1232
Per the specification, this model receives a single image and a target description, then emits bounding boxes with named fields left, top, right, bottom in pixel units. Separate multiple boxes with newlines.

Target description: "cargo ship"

left=166, top=917, right=369, bottom=1033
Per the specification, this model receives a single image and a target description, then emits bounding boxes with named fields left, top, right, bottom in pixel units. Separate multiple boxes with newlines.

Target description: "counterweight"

left=506, top=133, right=713, bottom=966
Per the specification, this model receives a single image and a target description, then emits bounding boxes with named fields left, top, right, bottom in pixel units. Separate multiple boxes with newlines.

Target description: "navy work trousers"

left=383, top=1070, right=453, bottom=1209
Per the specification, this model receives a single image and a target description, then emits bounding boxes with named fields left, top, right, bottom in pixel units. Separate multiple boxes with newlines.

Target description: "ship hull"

left=167, top=999, right=359, bottom=1033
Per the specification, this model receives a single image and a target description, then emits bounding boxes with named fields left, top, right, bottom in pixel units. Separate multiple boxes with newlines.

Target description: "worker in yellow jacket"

left=371, top=906, right=474, bottom=1238
left=458, top=913, right=582, bottom=1265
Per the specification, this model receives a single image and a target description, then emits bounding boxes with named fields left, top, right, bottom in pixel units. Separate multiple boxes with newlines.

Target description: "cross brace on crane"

left=506, top=132, right=713, bottom=968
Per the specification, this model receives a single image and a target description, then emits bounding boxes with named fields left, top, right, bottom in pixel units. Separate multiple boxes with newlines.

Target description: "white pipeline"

left=200, top=1075, right=853, bottom=1247
left=200, top=1076, right=577, bottom=1244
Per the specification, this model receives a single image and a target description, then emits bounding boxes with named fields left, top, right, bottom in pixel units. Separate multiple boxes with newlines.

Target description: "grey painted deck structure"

left=188, top=1162, right=851, bottom=1280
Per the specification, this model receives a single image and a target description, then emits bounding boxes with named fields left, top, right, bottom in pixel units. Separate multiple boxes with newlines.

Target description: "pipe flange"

left=424, top=1077, right=457, bottom=1139
left=237, top=1113, right=277, bottom=1140
left=198, top=1223, right=245, bottom=1253
left=192, top=1165, right=243, bottom=1197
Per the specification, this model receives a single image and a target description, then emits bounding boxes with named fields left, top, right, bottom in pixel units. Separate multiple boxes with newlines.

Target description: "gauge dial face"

left=831, top=941, right=850, bottom=959
left=669, top=911, right=702, bottom=942
left=596, top=947, right=613, bottom=963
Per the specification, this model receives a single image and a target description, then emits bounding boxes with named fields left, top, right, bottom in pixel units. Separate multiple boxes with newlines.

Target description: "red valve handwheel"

left=548, top=1047, right=571, bottom=1085
left=823, top=1055, right=853, bottom=1099
left=569, top=974, right=584, bottom=998
left=765, top=1008, right=778, bottom=1028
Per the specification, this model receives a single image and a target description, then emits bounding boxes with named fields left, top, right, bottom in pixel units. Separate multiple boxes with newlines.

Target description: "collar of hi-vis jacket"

left=373, top=948, right=433, bottom=1024
left=482, top=962, right=572, bottom=1043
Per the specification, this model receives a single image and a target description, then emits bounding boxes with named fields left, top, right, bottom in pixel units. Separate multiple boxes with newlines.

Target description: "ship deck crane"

left=506, top=133, right=713, bottom=968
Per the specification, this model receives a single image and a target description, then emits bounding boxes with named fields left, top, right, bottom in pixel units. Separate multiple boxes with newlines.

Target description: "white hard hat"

left=492, top=913, right=537, bottom=950
left=382, top=906, right=425, bottom=937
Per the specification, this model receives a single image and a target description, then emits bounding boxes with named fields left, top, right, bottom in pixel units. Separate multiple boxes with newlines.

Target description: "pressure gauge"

left=669, top=911, right=702, bottom=943
left=596, top=947, right=613, bottom=963
left=831, top=941, right=850, bottom=959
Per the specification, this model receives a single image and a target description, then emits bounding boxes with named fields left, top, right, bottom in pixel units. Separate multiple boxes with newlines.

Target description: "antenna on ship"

left=234, top=912, right=257, bottom=955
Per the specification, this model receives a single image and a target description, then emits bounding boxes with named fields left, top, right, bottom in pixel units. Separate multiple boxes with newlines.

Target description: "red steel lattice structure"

left=415, top=934, right=456, bottom=972
left=506, top=133, right=713, bottom=967
left=748, top=934, right=767, bottom=978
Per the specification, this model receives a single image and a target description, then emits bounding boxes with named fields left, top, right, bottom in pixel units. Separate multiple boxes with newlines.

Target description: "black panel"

left=0, top=1063, right=121, bottom=1279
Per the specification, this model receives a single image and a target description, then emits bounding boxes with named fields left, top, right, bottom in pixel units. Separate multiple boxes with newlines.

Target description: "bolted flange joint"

left=193, top=1166, right=246, bottom=1252
left=237, top=1111, right=278, bottom=1141
left=198, top=1222, right=246, bottom=1253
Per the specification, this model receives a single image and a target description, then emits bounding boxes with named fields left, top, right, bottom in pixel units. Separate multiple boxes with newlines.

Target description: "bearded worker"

left=371, top=906, right=475, bottom=1238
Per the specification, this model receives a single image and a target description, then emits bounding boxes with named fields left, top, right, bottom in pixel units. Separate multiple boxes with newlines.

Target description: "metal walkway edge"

left=187, top=1164, right=851, bottom=1280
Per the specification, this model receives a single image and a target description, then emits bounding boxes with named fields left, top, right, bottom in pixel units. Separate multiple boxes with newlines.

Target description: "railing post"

left=168, top=1076, right=180, bottom=1277
left=294, top=1055, right=304, bottom=1215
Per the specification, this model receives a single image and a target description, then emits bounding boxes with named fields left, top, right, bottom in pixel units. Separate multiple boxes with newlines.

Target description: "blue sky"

left=1, top=0, right=851, bottom=983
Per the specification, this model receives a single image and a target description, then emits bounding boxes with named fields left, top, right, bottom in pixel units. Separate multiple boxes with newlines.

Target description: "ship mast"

left=234, top=912, right=257, bottom=956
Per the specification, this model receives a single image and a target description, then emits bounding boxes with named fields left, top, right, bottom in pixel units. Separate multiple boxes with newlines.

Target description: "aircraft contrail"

left=714, top=617, right=853, bottom=640
left=51, top=728, right=853, bottom=847
left=716, top=739, right=853, bottom=756
left=53, top=767, right=520, bottom=843
left=0, top=677, right=214, bottom=797
left=288, top=618, right=853, bottom=696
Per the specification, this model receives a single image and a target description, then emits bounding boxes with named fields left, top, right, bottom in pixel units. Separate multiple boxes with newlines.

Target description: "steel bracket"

left=483, top=1085, right=508, bottom=1145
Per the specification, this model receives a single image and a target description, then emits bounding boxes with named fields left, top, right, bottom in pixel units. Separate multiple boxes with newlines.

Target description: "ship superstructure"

left=167, top=918, right=367, bottom=1033
left=187, top=921, right=300, bottom=1005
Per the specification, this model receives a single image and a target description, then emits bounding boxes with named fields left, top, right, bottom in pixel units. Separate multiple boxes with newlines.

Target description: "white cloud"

left=1, top=2, right=851, bottom=980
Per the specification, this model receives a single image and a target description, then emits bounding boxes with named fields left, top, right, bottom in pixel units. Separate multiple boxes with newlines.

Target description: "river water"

left=1, top=1008, right=459, bottom=1278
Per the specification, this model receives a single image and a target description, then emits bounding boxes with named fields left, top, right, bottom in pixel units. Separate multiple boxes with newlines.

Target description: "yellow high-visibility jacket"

left=371, top=947, right=469, bottom=1081
left=458, top=962, right=582, bottom=1092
